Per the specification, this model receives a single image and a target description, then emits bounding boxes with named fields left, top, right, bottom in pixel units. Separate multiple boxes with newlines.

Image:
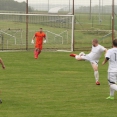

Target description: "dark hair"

left=40, top=28, right=42, bottom=29
left=113, top=39, right=117, bottom=47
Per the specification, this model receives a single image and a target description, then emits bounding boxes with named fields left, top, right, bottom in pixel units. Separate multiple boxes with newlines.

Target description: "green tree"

left=0, top=0, right=33, bottom=12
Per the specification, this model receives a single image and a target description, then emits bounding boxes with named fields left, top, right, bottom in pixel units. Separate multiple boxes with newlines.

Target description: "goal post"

left=0, top=34, right=3, bottom=50
left=0, top=13, right=74, bottom=51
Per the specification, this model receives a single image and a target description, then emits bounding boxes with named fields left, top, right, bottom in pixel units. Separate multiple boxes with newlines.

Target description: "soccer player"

left=0, top=58, right=5, bottom=69
left=70, top=39, right=107, bottom=85
left=102, top=39, right=117, bottom=100
left=31, top=28, right=46, bottom=59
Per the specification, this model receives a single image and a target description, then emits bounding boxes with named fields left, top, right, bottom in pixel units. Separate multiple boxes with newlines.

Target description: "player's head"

left=39, top=28, right=43, bottom=33
left=113, top=39, right=117, bottom=47
left=92, top=39, right=98, bottom=47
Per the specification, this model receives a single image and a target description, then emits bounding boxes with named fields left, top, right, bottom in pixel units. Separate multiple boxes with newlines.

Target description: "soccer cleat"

left=96, top=81, right=100, bottom=85
left=70, top=54, right=76, bottom=57
left=35, top=56, right=38, bottom=59
left=106, top=96, right=114, bottom=100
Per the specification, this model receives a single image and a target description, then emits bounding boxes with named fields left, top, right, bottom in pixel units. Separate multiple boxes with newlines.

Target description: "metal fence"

left=0, top=0, right=117, bottom=51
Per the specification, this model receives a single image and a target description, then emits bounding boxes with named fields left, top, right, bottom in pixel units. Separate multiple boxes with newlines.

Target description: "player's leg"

left=34, top=44, right=38, bottom=59
left=36, top=45, right=42, bottom=58
left=34, top=48, right=38, bottom=59
left=70, top=52, right=85, bottom=58
left=38, top=50, right=41, bottom=55
left=34, top=49, right=37, bottom=58
left=35, top=48, right=41, bottom=59
left=106, top=73, right=117, bottom=99
left=110, top=86, right=115, bottom=96
left=75, top=52, right=86, bottom=61
left=70, top=52, right=86, bottom=61
left=35, top=45, right=42, bottom=59
left=37, top=44, right=42, bottom=56
left=106, top=86, right=115, bottom=99
left=91, top=62, right=100, bottom=85
left=75, top=55, right=85, bottom=61
left=109, top=72, right=117, bottom=90
left=110, top=84, right=117, bottom=91
left=34, top=44, right=42, bottom=59
left=37, top=48, right=41, bottom=56
left=79, top=52, right=86, bottom=56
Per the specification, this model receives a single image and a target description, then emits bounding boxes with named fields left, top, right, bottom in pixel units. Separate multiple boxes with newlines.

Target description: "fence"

left=0, top=0, right=117, bottom=51
left=0, top=13, right=74, bottom=51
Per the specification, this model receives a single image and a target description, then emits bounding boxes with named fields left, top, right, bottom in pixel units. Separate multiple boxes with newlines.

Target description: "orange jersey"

left=35, top=31, right=46, bottom=45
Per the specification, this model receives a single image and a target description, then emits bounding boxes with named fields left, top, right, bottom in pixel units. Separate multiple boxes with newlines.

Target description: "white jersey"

left=106, top=48, right=117, bottom=72
left=87, top=44, right=106, bottom=62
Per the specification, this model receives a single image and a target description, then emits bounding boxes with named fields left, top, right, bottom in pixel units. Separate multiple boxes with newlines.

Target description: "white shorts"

left=81, top=55, right=98, bottom=65
left=108, top=72, right=117, bottom=85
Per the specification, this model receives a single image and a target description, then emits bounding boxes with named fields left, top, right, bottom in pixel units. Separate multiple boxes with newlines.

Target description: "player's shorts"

left=81, top=55, right=98, bottom=65
left=108, top=72, right=117, bottom=85
left=35, top=44, right=42, bottom=50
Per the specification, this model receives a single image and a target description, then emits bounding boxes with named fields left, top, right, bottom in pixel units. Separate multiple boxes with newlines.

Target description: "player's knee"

left=92, top=63, right=98, bottom=71
left=94, top=68, right=98, bottom=71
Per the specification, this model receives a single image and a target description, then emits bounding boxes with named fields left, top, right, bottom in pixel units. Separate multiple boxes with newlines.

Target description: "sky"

left=14, top=0, right=114, bottom=6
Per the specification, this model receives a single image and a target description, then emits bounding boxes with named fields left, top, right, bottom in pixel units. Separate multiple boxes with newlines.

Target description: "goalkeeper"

left=31, top=28, right=46, bottom=59
left=70, top=39, right=107, bottom=85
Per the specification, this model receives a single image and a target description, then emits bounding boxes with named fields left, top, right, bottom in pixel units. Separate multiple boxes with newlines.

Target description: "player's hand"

left=102, top=61, right=105, bottom=65
left=43, top=40, right=46, bottom=43
left=2, top=65, right=5, bottom=69
left=31, top=40, right=34, bottom=44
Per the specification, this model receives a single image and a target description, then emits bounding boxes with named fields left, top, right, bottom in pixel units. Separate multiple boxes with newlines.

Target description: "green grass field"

left=0, top=51, right=117, bottom=117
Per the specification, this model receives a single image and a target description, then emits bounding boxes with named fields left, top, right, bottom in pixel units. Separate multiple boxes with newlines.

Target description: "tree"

left=0, top=0, right=33, bottom=12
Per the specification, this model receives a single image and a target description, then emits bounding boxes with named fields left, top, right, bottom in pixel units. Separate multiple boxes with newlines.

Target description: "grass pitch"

left=0, top=51, right=117, bottom=117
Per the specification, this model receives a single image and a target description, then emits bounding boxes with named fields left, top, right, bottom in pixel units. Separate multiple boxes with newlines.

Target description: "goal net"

left=0, top=13, right=74, bottom=51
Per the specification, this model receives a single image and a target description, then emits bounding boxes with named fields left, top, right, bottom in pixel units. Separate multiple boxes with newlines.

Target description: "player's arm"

left=43, top=33, right=46, bottom=43
left=31, top=35, right=35, bottom=44
left=0, top=58, right=5, bottom=69
left=32, top=35, right=36, bottom=40
left=102, top=49, right=110, bottom=65
left=104, top=48, right=108, bottom=57
left=102, top=57, right=109, bottom=65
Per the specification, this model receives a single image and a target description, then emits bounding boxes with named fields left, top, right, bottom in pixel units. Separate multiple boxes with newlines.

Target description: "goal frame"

left=0, top=13, right=74, bottom=51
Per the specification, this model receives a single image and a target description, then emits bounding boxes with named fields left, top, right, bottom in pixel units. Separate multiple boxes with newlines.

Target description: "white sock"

left=110, top=87, right=115, bottom=96
left=94, top=71, right=99, bottom=82
left=79, top=52, right=85, bottom=56
left=110, top=84, right=117, bottom=91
